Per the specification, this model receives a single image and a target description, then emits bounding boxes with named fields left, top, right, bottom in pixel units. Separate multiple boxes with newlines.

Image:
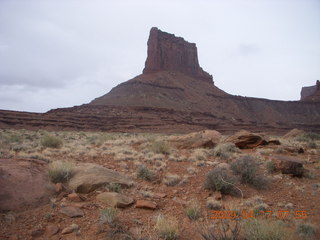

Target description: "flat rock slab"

left=59, top=206, right=84, bottom=218
left=135, top=200, right=157, bottom=210
left=97, top=192, right=134, bottom=208
left=168, top=130, right=221, bottom=149
left=68, top=163, right=135, bottom=193
left=0, top=158, right=55, bottom=212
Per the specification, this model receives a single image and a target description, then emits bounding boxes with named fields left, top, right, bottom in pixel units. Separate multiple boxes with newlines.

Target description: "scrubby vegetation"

left=137, top=165, right=155, bottom=181
left=100, top=208, right=117, bottom=225
left=150, top=140, right=171, bottom=155
left=48, top=160, right=75, bottom=183
left=41, top=135, right=63, bottom=148
left=243, top=219, right=293, bottom=240
left=204, top=167, right=239, bottom=195
left=211, top=142, right=240, bottom=159
left=155, top=215, right=179, bottom=240
left=185, top=200, right=202, bottom=220
left=231, top=155, right=269, bottom=189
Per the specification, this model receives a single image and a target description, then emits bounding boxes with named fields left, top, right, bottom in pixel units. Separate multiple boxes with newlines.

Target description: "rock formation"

left=0, top=27, right=320, bottom=133
left=300, top=80, right=320, bottom=101
left=143, top=27, right=213, bottom=83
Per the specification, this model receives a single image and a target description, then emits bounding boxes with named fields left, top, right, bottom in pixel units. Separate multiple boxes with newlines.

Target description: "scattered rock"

left=225, top=130, right=267, bottom=149
left=0, top=158, right=55, bottom=211
left=68, top=163, right=135, bottom=193
left=135, top=200, right=157, bottom=210
left=272, top=155, right=305, bottom=177
left=46, top=225, right=59, bottom=236
left=59, top=206, right=84, bottom=218
left=61, top=224, right=79, bottom=234
left=96, top=192, right=134, bottom=208
left=168, top=130, right=221, bottom=149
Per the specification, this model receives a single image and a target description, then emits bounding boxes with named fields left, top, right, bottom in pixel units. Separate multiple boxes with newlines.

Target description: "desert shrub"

left=163, top=173, right=181, bottom=186
left=155, top=215, right=179, bottom=240
left=150, top=140, right=170, bottom=155
left=41, top=135, right=63, bottom=148
left=266, top=161, right=276, bottom=173
left=197, top=219, right=241, bottom=240
left=308, top=141, right=318, bottom=149
left=108, top=183, right=122, bottom=193
left=211, top=143, right=240, bottom=159
left=206, top=198, right=222, bottom=210
left=137, top=165, right=154, bottom=181
left=204, top=167, right=238, bottom=195
left=185, top=200, right=202, bottom=220
left=243, top=219, right=293, bottom=240
left=48, top=161, right=75, bottom=183
left=296, top=222, right=316, bottom=238
left=231, top=155, right=268, bottom=189
left=100, top=208, right=117, bottom=224
left=296, top=132, right=320, bottom=142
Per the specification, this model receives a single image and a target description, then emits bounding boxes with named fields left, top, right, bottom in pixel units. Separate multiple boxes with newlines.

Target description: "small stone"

left=61, top=224, right=79, bottom=234
left=285, top=203, right=294, bottom=209
left=59, top=206, right=84, bottom=218
left=153, top=193, right=166, bottom=198
left=67, top=193, right=82, bottom=202
left=31, top=229, right=44, bottom=238
left=46, top=225, right=59, bottom=236
left=55, top=183, right=63, bottom=193
left=135, top=200, right=157, bottom=210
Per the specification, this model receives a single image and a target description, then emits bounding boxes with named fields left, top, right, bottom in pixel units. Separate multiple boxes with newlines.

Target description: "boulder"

left=68, top=163, right=134, bottom=193
left=272, top=155, right=305, bottom=177
left=0, top=158, right=55, bottom=212
left=59, top=206, right=84, bottom=218
left=96, top=192, right=134, bottom=208
left=168, top=130, right=221, bottom=149
left=225, top=130, right=267, bottom=149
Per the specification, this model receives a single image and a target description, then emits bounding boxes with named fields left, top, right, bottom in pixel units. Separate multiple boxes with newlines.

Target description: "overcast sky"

left=0, top=0, right=319, bottom=113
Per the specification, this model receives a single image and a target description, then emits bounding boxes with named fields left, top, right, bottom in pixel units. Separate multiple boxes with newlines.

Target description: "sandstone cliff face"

left=143, top=27, right=213, bottom=83
left=301, top=80, right=320, bottom=101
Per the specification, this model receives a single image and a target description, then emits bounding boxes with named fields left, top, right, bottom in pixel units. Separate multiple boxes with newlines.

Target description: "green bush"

left=204, top=167, right=238, bottom=195
left=296, top=132, right=320, bottom=142
left=296, top=222, right=316, bottom=238
left=185, top=200, right=202, bottom=220
left=100, top=208, right=117, bottom=224
left=137, top=165, right=155, bottom=181
left=266, top=161, right=276, bottom=173
left=41, top=135, right=63, bottom=148
left=48, top=161, right=75, bottom=183
left=231, top=155, right=268, bottom=189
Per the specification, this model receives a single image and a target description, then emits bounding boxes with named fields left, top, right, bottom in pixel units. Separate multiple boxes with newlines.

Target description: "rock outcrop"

left=143, top=27, right=213, bottom=83
left=300, top=80, right=320, bottom=101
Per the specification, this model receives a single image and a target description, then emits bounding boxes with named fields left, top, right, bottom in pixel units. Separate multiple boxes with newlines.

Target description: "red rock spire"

left=143, top=27, right=213, bottom=83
